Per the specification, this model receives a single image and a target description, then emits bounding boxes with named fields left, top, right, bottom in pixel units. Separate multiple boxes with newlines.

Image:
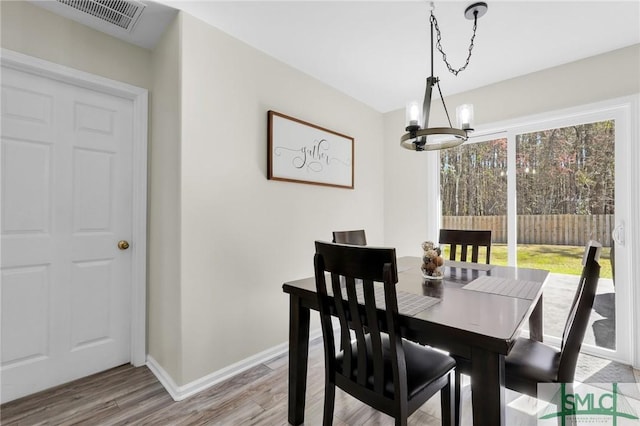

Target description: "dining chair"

left=314, top=241, right=456, bottom=426
left=453, top=241, right=602, bottom=425
left=438, top=229, right=492, bottom=264
left=332, top=229, right=367, bottom=246
left=438, top=228, right=491, bottom=425
left=505, top=240, right=601, bottom=394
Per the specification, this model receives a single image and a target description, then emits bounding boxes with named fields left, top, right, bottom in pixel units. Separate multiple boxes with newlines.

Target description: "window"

left=437, top=97, right=636, bottom=362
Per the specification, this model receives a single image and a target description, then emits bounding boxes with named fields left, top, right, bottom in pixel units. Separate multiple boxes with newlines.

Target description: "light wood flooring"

left=1, top=337, right=637, bottom=425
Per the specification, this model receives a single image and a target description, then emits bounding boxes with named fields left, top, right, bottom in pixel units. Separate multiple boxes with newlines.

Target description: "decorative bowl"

left=421, top=270, right=444, bottom=280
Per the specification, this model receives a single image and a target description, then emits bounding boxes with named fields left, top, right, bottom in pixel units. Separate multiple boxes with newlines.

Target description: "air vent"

left=56, top=0, right=146, bottom=32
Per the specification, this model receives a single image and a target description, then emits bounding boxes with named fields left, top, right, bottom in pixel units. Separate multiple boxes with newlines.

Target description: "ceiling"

left=36, top=1, right=640, bottom=113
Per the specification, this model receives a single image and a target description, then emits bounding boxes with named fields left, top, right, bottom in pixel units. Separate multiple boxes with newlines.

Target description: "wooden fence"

left=443, top=215, right=613, bottom=247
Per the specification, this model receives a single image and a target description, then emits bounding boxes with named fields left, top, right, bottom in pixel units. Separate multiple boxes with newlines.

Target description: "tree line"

left=440, top=121, right=615, bottom=217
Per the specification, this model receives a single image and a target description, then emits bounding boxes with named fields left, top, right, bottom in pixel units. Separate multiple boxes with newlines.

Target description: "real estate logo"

left=538, top=383, right=640, bottom=425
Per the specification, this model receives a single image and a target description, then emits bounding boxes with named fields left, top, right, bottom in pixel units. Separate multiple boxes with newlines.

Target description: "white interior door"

left=1, top=65, right=134, bottom=403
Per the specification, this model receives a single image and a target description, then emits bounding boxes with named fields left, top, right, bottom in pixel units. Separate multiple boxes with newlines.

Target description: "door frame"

left=1, top=48, right=148, bottom=366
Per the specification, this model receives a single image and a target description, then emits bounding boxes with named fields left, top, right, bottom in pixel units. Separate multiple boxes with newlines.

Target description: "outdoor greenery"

left=440, top=121, right=615, bottom=217
left=440, top=121, right=615, bottom=278
left=440, top=138, right=507, bottom=216
left=490, top=244, right=613, bottom=279
left=515, top=122, right=615, bottom=215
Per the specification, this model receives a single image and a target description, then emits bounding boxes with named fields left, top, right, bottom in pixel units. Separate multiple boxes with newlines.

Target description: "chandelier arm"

left=423, top=77, right=435, bottom=129
left=436, top=80, right=453, bottom=128
left=430, top=8, right=435, bottom=79
left=422, top=10, right=436, bottom=129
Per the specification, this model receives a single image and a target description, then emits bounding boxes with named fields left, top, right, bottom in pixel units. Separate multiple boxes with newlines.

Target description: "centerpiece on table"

left=421, top=241, right=444, bottom=280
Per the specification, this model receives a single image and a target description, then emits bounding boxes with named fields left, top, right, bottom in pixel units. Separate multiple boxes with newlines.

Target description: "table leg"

left=529, top=295, right=544, bottom=342
left=288, top=294, right=310, bottom=425
left=471, top=347, right=505, bottom=426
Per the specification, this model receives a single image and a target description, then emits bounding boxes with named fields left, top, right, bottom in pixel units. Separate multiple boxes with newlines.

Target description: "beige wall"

left=434, top=44, right=640, bottom=126
left=178, top=13, right=384, bottom=383
left=383, top=44, right=640, bottom=253
left=0, top=1, right=151, bottom=90
left=147, top=14, right=182, bottom=383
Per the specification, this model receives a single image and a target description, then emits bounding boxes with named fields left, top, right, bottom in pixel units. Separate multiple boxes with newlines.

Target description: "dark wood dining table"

left=282, top=256, right=549, bottom=426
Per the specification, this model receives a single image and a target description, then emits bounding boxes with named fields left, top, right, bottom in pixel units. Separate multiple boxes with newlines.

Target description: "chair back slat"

left=314, top=241, right=401, bottom=400
left=471, top=246, right=480, bottom=263
left=328, top=274, right=353, bottom=375
left=314, top=253, right=337, bottom=377
left=332, top=229, right=367, bottom=246
left=362, top=280, right=384, bottom=393
left=344, top=276, right=368, bottom=386
left=382, top=271, right=408, bottom=403
left=439, top=229, right=492, bottom=264
left=558, top=241, right=601, bottom=382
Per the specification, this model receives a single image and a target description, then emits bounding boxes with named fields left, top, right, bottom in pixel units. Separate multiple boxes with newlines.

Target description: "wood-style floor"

left=1, top=337, right=636, bottom=425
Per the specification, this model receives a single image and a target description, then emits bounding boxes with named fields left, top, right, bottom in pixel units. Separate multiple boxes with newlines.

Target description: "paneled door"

left=1, top=65, right=133, bottom=402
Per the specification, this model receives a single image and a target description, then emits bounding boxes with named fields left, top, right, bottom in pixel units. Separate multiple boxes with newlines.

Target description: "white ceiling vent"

left=30, top=0, right=177, bottom=49
left=55, top=0, right=146, bottom=32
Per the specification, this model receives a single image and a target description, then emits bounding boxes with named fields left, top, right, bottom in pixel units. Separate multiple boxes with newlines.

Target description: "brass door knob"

left=118, top=240, right=130, bottom=250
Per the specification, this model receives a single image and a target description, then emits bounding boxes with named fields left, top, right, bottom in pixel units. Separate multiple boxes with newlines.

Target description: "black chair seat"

left=338, top=335, right=456, bottom=399
left=505, top=337, right=561, bottom=395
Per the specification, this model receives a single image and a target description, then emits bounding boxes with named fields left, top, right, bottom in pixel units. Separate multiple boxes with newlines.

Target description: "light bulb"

left=456, top=104, right=474, bottom=130
left=406, top=101, right=422, bottom=128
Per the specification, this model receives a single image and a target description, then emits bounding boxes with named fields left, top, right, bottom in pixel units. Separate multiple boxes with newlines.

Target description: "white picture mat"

left=269, top=111, right=353, bottom=188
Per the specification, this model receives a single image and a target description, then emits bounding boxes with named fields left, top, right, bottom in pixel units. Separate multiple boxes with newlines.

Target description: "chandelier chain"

left=430, top=11, right=478, bottom=76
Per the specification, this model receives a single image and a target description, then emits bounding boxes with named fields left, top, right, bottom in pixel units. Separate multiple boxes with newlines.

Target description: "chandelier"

left=401, top=2, right=488, bottom=151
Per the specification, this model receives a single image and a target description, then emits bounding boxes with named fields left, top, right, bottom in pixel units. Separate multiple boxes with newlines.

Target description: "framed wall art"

left=268, top=111, right=354, bottom=189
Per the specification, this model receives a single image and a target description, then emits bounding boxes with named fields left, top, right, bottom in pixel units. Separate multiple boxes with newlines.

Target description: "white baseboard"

left=146, top=329, right=322, bottom=401
left=145, top=356, right=183, bottom=401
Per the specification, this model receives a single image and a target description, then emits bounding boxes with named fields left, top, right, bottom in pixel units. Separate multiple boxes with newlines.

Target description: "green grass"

left=490, top=244, right=613, bottom=278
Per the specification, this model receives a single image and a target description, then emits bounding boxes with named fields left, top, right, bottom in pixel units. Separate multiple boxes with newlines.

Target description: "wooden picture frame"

left=268, top=111, right=354, bottom=189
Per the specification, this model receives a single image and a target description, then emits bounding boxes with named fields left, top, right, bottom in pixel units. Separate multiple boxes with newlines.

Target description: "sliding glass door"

left=439, top=100, right=633, bottom=363
left=515, top=121, right=616, bottom=352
